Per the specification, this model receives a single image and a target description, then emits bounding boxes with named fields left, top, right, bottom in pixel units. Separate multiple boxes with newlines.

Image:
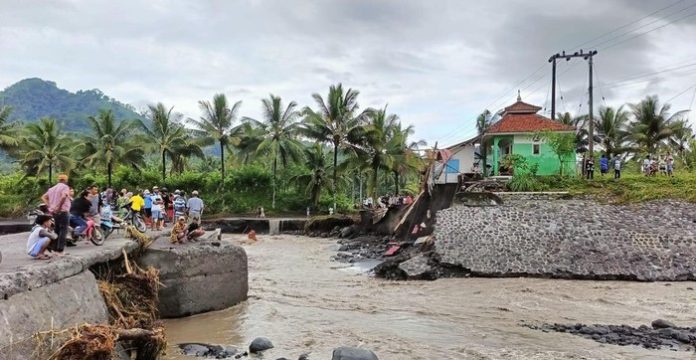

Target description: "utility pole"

left=548, top=55, right=557, bottom=120
left=548, top=49, right=598, bottom=153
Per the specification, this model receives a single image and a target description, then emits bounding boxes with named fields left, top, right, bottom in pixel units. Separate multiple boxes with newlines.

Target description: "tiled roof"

left=487, top=113, right=575, bottom=133
left=502, top=100, right=541, bottom=115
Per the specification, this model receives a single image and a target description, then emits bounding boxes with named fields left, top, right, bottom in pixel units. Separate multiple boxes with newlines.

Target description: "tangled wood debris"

left=39, top=229, right=166, bottom=360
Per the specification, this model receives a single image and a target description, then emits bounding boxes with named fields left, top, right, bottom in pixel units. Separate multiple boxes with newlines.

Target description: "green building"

left=483, top=95, right=576, bottom=176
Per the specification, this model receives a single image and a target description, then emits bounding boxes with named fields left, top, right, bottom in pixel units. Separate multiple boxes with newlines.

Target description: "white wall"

left=435, top=144, right=477, bottom=184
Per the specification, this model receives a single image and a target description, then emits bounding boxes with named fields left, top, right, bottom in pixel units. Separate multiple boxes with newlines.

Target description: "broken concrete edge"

left=0, top=230, right=174, bottom=301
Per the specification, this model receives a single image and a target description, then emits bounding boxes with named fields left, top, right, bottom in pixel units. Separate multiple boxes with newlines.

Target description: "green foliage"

left=542, top=130, right=576, bottom=176
left=0, top=78, right=141, bottom=132
left=504, top=155, right=545, bottom=192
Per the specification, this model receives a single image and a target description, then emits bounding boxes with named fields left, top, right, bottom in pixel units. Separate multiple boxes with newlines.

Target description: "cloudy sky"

left=2, top=0, right=696, bottom=146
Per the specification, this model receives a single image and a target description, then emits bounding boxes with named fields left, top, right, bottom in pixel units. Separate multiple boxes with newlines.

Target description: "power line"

left=571, top=0, right=687, bottom=50
left=600, top=6, right=696, bottom=51
left=666, top=81, right=696, bottom=103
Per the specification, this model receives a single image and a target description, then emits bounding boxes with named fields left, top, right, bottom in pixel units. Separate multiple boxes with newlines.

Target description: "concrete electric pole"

left=548, top=49, right=598, bottom=154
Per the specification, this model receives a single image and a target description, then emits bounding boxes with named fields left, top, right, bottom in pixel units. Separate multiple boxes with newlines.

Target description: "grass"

left=537, top=171, right=696, bottom=204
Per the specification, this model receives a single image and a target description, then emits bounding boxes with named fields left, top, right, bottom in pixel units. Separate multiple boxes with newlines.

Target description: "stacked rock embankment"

left=434, top=199, right=696, bottom=281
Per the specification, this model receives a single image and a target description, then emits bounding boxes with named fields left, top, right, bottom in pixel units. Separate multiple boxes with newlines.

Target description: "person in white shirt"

left=27, top=215, right=57, bottom=260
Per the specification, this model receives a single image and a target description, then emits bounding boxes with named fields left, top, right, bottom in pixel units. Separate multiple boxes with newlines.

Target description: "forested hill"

left=0, top=78, right=142, bottom=131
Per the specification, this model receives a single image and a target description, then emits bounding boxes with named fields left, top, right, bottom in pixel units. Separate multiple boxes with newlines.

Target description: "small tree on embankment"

left=542, top=131, right=576, bottom=176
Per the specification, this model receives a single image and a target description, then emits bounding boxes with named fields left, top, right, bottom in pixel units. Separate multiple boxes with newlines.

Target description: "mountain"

left=0, top=78, right=142, bottom=132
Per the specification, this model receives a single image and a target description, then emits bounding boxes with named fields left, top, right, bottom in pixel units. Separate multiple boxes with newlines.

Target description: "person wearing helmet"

left=186, top=190, right=204, bottom=224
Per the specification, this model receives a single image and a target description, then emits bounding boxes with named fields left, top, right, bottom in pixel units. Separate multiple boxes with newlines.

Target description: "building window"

left=533, top=143, right=540, bottom=155
left=445, top=159, right=460, bottom=174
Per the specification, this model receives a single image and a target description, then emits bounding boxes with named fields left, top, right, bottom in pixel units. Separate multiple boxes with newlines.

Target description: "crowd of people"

left=362, top=194, right=414, bottom=209
left=583, top=152, right=675, bottom=180
left=26, top=173, right=207, bottom=260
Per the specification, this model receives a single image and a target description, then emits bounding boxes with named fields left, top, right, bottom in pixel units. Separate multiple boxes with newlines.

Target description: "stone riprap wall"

left=434, top=200, right=696, bottom=280
left=492, top=192, right=574, bottom=202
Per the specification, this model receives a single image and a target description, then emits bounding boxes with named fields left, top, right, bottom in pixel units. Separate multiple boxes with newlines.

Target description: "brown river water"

left=164, top=235, right=696, bottom=360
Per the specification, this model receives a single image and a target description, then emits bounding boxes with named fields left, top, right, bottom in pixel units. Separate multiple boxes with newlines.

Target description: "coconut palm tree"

left=629, top=95, right=688, bottom=155
left=556, top=111, right=589, bottom=152
left=139, top=103, right=188, bottom=181
left=243, top=95, right=304, bottom=208
left=19, top=118, right=76, bottom=183
left=291, top=143, right=328, bottom=207
left=188, top=94, right=242, bottom=182
left=0, top=105, right=20, bottom=152
left=303, top=84, right=365, bottom=211
left=595, top=106, right=630, bottom=156
left=387, top=122, right=425, bottom=195
left=81, top=109, right=144, bottom=187
left=362, top=106, right=400, bottom=199
left=170, top=133, right=206, bottom=175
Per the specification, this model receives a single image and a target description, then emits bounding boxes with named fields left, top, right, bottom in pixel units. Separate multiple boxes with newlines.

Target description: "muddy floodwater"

left=164, top=235, right=696, bottom=359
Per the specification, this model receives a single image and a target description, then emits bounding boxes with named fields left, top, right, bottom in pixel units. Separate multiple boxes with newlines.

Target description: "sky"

left=2, top=0, right=696, bottom=147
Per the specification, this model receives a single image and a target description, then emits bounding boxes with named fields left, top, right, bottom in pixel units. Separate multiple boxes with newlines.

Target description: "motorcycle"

left=27, top=204, right=49, bottom=225
left=72, top=216, right=105, bottom=246
left=121, top=203, right=147, bottom=233
left=100, top=215, right=123, bottom=239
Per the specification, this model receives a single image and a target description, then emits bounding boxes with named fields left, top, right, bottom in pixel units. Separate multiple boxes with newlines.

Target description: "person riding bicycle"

left=69, top=190, right=92, bottom=238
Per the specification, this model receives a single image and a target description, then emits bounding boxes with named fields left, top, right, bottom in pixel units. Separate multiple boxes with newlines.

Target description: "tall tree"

left=170, top=134, right=206, bottom=175
left=292, top=143, right=328, bottom=207
left=189, top=94, right=242, bottom=182
left=81, top=109, right=144, bottom=187
left=387, top=122, right=425, bottom=195
left=0, top=105, right=20, bottom=152
left=629, top=95, right=687, bottom=155
left=362, top=106, right=399, bottom=199
left=476, top=109, right=494, bottom=176
left=139, top=103, right=187, bottom=181
left=19, top=118, right=75, bottom=183
left=595, top=106, right=630, bottom=156
left=303, top=84, right=364, bottom=211
left=243, top=95, right=304, bottom=208
left=557, top=111, right=589, bottom=152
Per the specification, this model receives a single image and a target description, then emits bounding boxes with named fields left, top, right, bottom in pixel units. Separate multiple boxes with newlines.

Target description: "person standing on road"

left=186, top=190, right=204, bottom=224
left=173, top=190, right=187, bottom=219
left=87, top=185, right=101, bottom=222
left=612, top=155, right=622, bottom=179
left=143, top=189, right=152, bottom=226
left=41, top=174, right=71, bottom=255
left=150, top=187, right=164, bottom=231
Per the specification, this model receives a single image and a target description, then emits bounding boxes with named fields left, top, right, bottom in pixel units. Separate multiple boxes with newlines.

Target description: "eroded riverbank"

left=164, top=234, right=696, bottom=359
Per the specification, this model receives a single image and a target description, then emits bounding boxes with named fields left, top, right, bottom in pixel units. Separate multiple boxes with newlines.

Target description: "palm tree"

left=557, top=111, right=589, bottom=152
left=629, top=95, right=688, bottom=155
left=595, top=106, right=630, bottom=156
left=139, top=103, right=188, bottom=181
left=243, top=95, right=304, bottom=208
left=170, top=134, right=206, bottom=175
left=387, top=122, right=425, bottom=195
left=476, top=109, right=494, bottom=175
left=669, top=119, right=694, bottom=159
left=362, top=106, right=399, bottom=199
left=303, top=84, right=365, bottom=211
left=81, top=109, right=144, bottom=187
left=0, top=105, right=20, bottom=152
left=292, top=143, right=328, bottom=207
left=19, top=118, right=76, bottom=183
left=189, top=94, right=242, bottom=181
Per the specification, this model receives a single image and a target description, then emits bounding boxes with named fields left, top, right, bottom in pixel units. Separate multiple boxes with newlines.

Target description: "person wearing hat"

left=143, top=189, right=153, bottom=226
left=27, top=215, right=57, bottom=260
left=186, top=190, right=204, bottom=225
left=41, top=173, right=71, bottom=254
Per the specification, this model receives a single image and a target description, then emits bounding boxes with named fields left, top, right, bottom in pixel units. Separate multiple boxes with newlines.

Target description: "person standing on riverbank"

left=143, top=189, right=152, bottom=226
left=130, top=190, right=145, bottom=215
left=41, top=174, right=71, bottom=255
left=666, top=152, right=674, bottom=177
left=186, top=190, right=204, bottom=224
left=599, top=154, right=609, bottom=177
left=150, top=187, right=164, bottom=231
left=613, top=155, right=622, bottom=179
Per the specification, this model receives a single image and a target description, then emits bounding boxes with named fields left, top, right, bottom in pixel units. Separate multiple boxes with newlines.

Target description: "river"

left=164, top=235, right=696, bottom=359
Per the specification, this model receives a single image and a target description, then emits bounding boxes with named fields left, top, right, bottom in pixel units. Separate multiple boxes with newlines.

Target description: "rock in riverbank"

left=525, top=320, right=696, bottom=351
left=332, top=346, right=379, bottom=360
left=249, top=337, right=274, bottom=353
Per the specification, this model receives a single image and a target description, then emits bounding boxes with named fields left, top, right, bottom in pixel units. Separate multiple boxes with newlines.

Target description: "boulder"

left=652, top=319, right=676, bottom=329
left=179, top=343, right=239, bottom=358
left=398, top=253, right=434, bottom=280
left=249, top=337, right=274, bottom=353
left=331, top=346, right=379, bottom=360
